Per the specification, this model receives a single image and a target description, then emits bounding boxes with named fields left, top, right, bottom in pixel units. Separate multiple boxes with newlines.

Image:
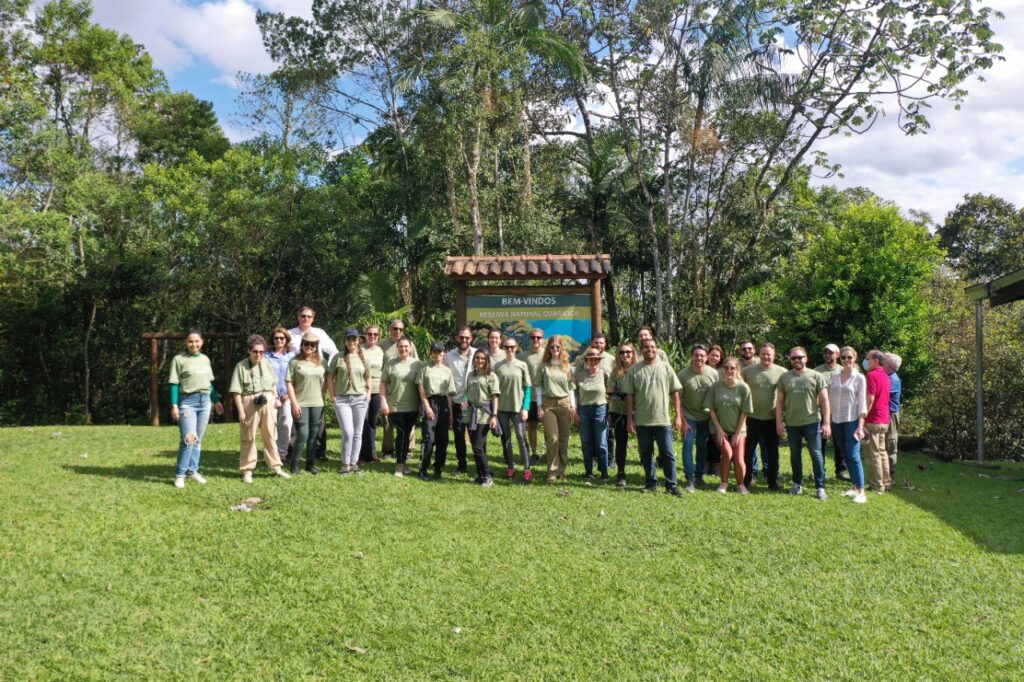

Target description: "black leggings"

left=610, top=412, right=628, bottom=476
left=390, top=411, right=418, bottom=465
left=419, top=396, right=449, bottom=474
left=359, top=393, right=381, bottom=461
left=470, top=425, right=492, bottom=480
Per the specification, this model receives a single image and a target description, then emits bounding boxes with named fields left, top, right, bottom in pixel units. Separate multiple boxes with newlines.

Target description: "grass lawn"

left=1, top=424, right=1023, bottom=680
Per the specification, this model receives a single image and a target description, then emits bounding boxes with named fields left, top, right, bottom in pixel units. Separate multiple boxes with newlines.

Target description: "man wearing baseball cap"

left=815, top=343, right=849, bottom=482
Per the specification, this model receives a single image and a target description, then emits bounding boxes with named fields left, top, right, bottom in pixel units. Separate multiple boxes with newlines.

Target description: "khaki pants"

left=239, top=392, right=283, bottom=473
left=542, top=396, right=572, bottom=480
left=863, top=422, right=890, bottom=491
left=886, top=411, right=900, bottom=474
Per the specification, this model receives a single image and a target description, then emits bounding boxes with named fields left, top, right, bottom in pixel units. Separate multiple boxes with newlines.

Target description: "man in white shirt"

left=288, top=306, right=339, bottom=360
left=444, top=326, right=475, bottom=474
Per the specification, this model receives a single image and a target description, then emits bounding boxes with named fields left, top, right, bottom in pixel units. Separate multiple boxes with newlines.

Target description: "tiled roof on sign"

left=443, top=254, right=611, bottom=280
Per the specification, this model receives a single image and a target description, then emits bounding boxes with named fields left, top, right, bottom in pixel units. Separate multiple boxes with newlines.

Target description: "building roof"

left=444, top=254, right=612, bottom=280
left=965, top=266, right=1024, bottom=307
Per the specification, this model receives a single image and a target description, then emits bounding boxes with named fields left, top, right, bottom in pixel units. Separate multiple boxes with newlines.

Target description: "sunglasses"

left=273, top=336, right=287, bottom=341
left=391, top=327, right=404, bottom=332
left=366, top=332, right=380, bottom=337
left=530, top=335, right=543, bottom=340
left=302, top=342, right=318, bottom=348
left=549, top=345, right=562, bottom=350
left=790, top=355, right=805, bottom=361
left=503, top=345, right=517, bottom=350
left=250, top=350, right=265, bottom=355
left=619, top=350, right=634, bottom=355
left=840, top=355, right=854, bottom=360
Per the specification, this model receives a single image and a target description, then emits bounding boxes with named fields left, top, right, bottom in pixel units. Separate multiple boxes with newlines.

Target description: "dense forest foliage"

left=2, top=0, right=1021, bottom=459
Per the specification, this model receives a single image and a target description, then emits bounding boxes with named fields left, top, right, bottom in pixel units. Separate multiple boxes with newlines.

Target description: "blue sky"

left=86, top=0, right=1024, bottom=222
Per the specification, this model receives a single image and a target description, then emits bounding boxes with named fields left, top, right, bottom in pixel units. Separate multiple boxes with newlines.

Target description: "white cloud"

left=812, top=0, right=1024, bottom=221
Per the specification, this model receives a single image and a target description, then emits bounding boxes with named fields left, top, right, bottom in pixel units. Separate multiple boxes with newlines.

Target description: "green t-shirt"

left=168, top=353, right=214, bottom=394
left=703, top=381, right=754, bottom=435
left=537, top=363, right=574, bottom=400
left=622, top=360, right=682, bottom=427
left=466, top=371, right=500, bottom=424
left=489, top=349, right=506, bottom=369
left=381, top=358, right=422, bottom=413
left=778, top=369, right=829, bottom=427
left=228, top=358, right=278, bottom=395
left=286, top=359, right=326, bottom=407
left=677, top=364, right=718, bottom=422
left=607, top=369, right=630, bottom=414
left=574, top=351, right=615, bottom=377
left=573, top=367, right=609, bottom=406
left=518, top=349, right=546, bottom=400
left=417, top=363, right=456, bottom=397
left=362, top=345, right=385, bottom=393
left=740, top=363, right=787, bottom=420
left=494, top=358, right=532, bottom=413
left=327, top=352, right=369, bottom=396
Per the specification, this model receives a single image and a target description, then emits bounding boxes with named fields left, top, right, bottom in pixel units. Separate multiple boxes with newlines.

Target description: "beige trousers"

left=239, top=392, right=283, bottom=472
left=542, top=396, right=572, bottom=479
left=863, top=422, right=891, bottom=491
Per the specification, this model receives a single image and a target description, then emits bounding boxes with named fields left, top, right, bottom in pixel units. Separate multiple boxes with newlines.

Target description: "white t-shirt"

left=288, top=325, right=339, bottom=361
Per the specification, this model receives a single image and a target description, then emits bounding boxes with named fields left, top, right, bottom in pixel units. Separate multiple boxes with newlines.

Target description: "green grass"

left=1, top=424, right=1023, bottom=680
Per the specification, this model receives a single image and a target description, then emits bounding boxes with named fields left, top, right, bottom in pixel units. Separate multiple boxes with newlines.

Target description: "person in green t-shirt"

left=518, top=328, right=547, bottom=456
left=416, top=342, right=456, bottom=479
left=704, top=344, right=725, bottom=477
left=285, top=331, right=326, bottom=475
left=229, top=334, right=292, bottom=483
left=705, top=357, right=754, bottom=494
left=573, top=348, right=610, bottom=482
left=379, top=337, right=422, bottom=477
left=536, top=336, right=577, bottom=483
left=465, top=349, right=499, bottom=487
left=814, top=342, right=849, bottom=482
left=486, top=328, right=505, bottom=368
left=623, top=338, right=684, bottom=495
left=740, top=343, right=786, bottom=491
left=495, top=337, right=533, bottom=483
left=358, top=324, right=385, bottom=464
left=607, top=342, right=637, bottom=487
left=380, top=319, right=418, bottom=458
left=325, top=329, right=372, bottom=474
left=677, top=344, right=719, bottom=491
left=776, top=346, right=832, bottom=499
left=168, top=330, right=224, bottom=488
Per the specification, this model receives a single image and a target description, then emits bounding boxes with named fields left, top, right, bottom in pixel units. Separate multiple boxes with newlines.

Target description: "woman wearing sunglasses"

left=829, top=347, right=868, bottom=503
left=607, top=342, right=636, bottom=487
left=380, top=337, right=422, bottom=477
left=465, top=349, right=499, bottom=487
left=704, top=357, right=754, bottom=494
left=536, top=336, right=576, bottom=483
left=494, top=337, right=533, bottom=482
left=229, top=334, right=291, bottom=483
left=285, top=331, right=326, bottom=474
left=267, top=327, right=296, bottom=467
left=325, top=329, right=371, bottom=474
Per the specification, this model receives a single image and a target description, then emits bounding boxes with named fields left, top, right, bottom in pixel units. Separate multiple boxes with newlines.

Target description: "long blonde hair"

left=612, top=342, right=636, bottom=381
left=543, top=335, right=570, bottom=373
left=840, top=346, right=861, bottom=372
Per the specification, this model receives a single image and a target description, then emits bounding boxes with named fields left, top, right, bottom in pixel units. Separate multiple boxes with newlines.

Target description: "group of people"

left=167, top=307, right=902, bottom=503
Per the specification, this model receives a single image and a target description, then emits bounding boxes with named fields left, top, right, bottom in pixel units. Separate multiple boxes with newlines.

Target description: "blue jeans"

left=578, top=404, right=609, bottom=477
left=832, top=421, right=864, bottom=488
left=636, top=425, right=677, bottom=490
left=683, top=418, right=709, bottom=483
left=175, top=392, right=211, bottom=476
left=787, top=422, right=825, bottom=489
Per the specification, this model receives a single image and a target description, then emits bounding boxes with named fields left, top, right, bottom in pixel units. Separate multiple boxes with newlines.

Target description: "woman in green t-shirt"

left=574, top=348, right=610, bottom=482
left=705, top=344, right=725, bottom=477
left=494, top=337, right=533, bottom=483
left=168, top=330, right=224, bottom=488
left=607, top=342, right=636, bottom=487
left=704, top=357, right=754, bottom=494
left=536, top=336, right=576, bottom=483
left=325, top=329, right=371, bottom=474
left=380, top=337, right=421, bottom=478
left=465, top=349, right=499, bottom=488
left=285, top=331, right=326, bottom=475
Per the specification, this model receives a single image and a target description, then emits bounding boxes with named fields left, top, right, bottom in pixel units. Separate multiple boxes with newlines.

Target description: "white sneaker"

left=242, top=471, right=253, bottom=484
left=842, top=489, right=857, bottom=498
left=717, top=484, right=728, bottom=494
left=274, top=468, right=291, bottom=479
left=187, top=472, right=207, bottom=485
left=853, top=492, right=867, bottom=504
left=738, top=485, right=750, bottom=496
left=173, top=476, right=185, bottom=489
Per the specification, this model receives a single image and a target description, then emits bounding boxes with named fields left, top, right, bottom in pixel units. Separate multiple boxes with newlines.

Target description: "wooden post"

left=455, top=280, right=467, bottom=332
left=223, top=337, right=235, bottom=422
left=590, top=278, right=603, bottom=338
left=150, top=337, right=160, bottom=426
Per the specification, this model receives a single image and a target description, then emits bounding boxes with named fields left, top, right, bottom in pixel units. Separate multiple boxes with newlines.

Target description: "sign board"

left=466, top=293, right=591, bottom=358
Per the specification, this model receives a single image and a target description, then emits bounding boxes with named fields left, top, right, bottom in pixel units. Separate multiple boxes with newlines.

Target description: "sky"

left=85, top=0, right=1024, bottom=223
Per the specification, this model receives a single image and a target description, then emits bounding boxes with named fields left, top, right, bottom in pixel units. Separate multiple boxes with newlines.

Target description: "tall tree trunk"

left=460, top=122, right=484, bottom=255
left=604, top=276, right=620, bottom=345
left=495, top=148, right=504, bottom=255
left=521, top=107, right=533, bottom=207
left=83, top=297, right=97, bottom=424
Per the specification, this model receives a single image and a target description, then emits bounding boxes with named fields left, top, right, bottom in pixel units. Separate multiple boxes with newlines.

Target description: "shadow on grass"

left=63, top=449, right=243, bottom=484
left=889, top=454, right=1024, bottom=555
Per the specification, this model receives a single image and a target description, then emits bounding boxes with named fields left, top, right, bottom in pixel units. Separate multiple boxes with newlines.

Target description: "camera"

left=254, top=394, right=267, bottom=406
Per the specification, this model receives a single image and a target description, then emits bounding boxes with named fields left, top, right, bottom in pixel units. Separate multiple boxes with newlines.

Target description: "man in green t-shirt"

left=678, top=344, right=719, bottom=491
left=741, top=343, right=786, bottom=490
left=623, top=338, right=684, bottom=495
left=776, top=346, right=832, bottom=499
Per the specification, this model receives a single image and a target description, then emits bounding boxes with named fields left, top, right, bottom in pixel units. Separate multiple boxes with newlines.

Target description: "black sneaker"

left=305, top=465, right=319, bottom=475
left=431, top=471, right=442, bottom=481
left=584, top=473, right=596, bottom=481
left=668, top=487, right=683, bottom=497
left=641, top=486, right=657, bottom=493
left=768, top=482, right=780, bottom=492
left=418, top=471, right=430, bottom=481
left=616, top=476, right=627, bottom=488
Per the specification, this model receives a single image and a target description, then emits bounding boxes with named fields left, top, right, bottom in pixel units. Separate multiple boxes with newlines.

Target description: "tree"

left=131, top=91, right=229, bottom=166
left=938, top=193, right=1024, bottom=282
